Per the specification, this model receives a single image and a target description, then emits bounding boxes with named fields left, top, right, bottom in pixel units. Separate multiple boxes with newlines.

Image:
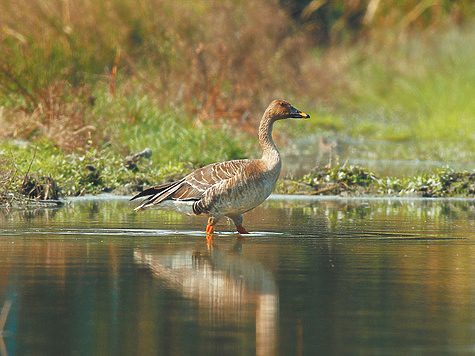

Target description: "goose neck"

left=258, top=116, right=281, bottom=165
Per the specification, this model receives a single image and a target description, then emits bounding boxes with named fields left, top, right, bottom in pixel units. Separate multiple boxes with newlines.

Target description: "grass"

left=0, top=0, right=307, bottom=120
left=106, top=94, right=253, bottom=167
left=277, top=165, right=475, bottom=197
left=0, top=1, right=473, bottom=200
left=1, top=92, right=256, bottom=197
left=350, top=27, right=474, bottom=140
left=302, top=25, right=475, bottom=162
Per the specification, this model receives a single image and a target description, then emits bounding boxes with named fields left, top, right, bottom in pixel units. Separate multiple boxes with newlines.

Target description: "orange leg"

left=205, top=217, right=215, bottom=235
left=206, top=224, right=214, bottom=235
left=236, top=225, right=249, bottom=235
left=206, top=234, right=213, bottom=246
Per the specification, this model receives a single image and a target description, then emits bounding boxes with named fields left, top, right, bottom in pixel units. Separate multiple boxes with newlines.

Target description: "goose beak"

left=289, top=106, right=310, bottom=119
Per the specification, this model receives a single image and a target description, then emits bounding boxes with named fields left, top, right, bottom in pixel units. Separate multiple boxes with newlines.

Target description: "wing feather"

left=171, top=160, right=248, bottom=200
left=133, top=159, right=253, bottom=211
left=130, top=181, right=176, bottom=201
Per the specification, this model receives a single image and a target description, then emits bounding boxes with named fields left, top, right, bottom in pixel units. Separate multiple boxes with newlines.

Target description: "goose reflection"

left=134, top=239, right=278, bottom=356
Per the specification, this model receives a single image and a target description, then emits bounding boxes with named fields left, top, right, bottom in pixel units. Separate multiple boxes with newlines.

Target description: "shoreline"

left=2, top=193, right=474, bottom=211
left=2, top=161, right=474, bottom=208
left=2, top=167, right=474, bottom=209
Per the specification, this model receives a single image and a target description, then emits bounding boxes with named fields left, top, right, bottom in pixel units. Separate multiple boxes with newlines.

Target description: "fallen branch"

left=305, top=182, right=349, bottom=195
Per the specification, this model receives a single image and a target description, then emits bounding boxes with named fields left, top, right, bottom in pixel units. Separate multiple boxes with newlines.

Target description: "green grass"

left=351, top=28, right=474, bottom=140
left=303, top=25, right=475, bottom=162
left=104, top=94, right=253, bottom=167
left=1, top=91, right=256, bottom=196
left=278, top=164, right=474, bottom=197
left=1, top=1, right=473, bottom=199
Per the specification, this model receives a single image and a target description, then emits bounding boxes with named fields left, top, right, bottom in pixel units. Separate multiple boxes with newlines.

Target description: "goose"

left=131, top=99, right=310, bottom=235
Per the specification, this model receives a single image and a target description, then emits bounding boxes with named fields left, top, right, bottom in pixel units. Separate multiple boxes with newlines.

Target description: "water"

left=0, top=196, right=474, bottom=355
left=281, top=134, right=475, bottom=177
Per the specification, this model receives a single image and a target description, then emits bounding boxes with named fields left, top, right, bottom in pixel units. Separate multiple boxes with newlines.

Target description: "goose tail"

left=131, top=179, right=185, bottom=211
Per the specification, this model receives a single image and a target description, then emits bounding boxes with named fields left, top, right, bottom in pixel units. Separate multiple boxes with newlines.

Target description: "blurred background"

left=0, top=0, right=474, bottom=194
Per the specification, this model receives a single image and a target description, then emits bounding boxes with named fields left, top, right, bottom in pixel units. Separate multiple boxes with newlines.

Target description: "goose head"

left=264, top=99, right=310, bottom=121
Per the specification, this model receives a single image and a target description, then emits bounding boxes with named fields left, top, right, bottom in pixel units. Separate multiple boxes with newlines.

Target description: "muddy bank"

left=276, top=166, right=475, bottom=198
left=2, top=166, right=474, bottom=209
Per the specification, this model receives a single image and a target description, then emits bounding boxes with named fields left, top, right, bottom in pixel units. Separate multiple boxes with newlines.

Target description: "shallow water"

left=0, top=196, right=474, bottom=355
left=281, top=134, right=475, bottom=177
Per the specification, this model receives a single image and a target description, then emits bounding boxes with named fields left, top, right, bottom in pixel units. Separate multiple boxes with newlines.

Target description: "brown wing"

left=133, top=159, right=251, bottom=211
left=172, top=160, right=249, bottom=200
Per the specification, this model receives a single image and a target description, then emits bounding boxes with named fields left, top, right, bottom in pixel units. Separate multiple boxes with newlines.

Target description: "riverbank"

left=276, top=165, right=475, bottom=198
left=2, top=155, right=473, bottom=208
left=1, top=2, right=473, bottom=204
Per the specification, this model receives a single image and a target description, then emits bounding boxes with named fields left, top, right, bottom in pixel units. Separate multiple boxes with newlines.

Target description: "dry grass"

left=0, top=82, right=97, bottom=151
left=0, top=155, right=16, bottom=202
left=287, top=0, right=472, bottom=44
left=0, top=0, right=334, bottom=139
left=0, top=0, right=471, bottom=154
